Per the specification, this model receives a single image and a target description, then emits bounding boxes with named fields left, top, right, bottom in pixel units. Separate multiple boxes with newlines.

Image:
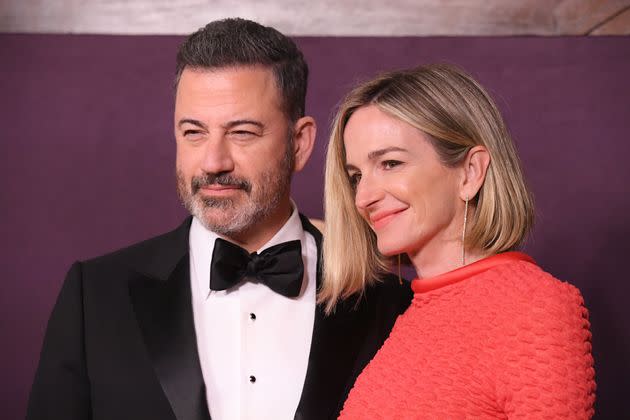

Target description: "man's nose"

left=200, top=137, right=235, bottom=174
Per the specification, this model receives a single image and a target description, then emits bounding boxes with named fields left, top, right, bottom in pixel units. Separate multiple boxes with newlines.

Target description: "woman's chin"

left=377, top=244, right=409, bottom=258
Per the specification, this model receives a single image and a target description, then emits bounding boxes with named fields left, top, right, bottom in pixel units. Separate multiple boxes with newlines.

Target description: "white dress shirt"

left=189, top=206, right=316, bottom=420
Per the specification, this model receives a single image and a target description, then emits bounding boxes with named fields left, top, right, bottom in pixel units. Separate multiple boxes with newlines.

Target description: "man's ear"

left=291, top=116, right=316, bottom=172
left=459, top=145, right=490, bottom=200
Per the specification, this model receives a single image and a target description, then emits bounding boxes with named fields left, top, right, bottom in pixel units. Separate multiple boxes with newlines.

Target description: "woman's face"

left=344, top=105, right=463, bottom=260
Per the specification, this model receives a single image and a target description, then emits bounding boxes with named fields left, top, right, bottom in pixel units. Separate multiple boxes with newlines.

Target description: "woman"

left=320, top=64, right=595, bottom=418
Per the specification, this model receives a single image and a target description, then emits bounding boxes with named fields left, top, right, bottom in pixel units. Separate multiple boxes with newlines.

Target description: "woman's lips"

left=370, top=209, right=406, bottom=230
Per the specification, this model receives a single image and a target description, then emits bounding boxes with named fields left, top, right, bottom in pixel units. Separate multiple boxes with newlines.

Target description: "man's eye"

left=183, top=130, right=202, bottom=137
left=382, top=160, right=402, bottom=169
left=230, top=130, right=256, bottom=138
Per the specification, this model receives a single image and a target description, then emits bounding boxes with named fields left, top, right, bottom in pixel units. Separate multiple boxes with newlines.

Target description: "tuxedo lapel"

left=295, top=300, right=370, bottom=420
left=128, top=218, right=210, bottom=420
left=295, top=215, right=369, bottom=420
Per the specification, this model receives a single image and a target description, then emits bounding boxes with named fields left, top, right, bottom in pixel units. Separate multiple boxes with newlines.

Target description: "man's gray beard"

left=176, top=143, right=294, bottom=237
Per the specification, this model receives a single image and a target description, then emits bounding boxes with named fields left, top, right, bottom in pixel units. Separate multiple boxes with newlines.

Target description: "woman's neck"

left=409, top=239, right=489, bottom=279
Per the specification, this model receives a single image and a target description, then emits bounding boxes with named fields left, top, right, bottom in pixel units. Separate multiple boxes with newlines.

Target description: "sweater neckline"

left=411, top=251, right=535, bottom=294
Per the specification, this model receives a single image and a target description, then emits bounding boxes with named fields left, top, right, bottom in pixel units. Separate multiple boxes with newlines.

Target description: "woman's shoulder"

left=478, top=261, right=590, bottom=339
left=486, top=258, right=585, bottom=309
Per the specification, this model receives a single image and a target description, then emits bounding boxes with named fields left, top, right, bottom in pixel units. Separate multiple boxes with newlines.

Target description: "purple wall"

left=2, top=34, right=629, bottom=418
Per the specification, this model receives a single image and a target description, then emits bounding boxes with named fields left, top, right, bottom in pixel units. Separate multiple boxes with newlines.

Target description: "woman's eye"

left=382, top=160, right=402, bottom=169
left=348, top=173, right=362, bottom=188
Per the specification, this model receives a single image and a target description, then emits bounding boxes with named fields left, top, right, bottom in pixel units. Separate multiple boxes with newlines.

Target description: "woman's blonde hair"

left=319, top=64, right=534, bottom=313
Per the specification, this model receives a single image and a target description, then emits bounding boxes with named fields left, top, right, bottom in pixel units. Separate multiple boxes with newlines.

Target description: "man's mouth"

left=197, top=184, right=244, bottom=196
left=191, top=174, right=251, bottom=195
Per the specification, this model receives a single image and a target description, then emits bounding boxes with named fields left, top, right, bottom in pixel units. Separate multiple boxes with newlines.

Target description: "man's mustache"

left=191, top=173, right=252, bottom=194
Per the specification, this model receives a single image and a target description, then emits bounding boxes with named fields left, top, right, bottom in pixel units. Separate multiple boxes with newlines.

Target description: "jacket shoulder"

left=334, top=272, right=412, bottom=319
left=79, top=218, right=191, bottom=280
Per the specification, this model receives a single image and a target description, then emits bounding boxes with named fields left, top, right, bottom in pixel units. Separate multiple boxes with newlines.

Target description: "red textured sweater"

left=339, top=252, right=596, bottom=419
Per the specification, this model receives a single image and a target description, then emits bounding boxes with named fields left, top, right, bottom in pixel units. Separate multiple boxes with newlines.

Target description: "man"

left=27, top=18, right=412, bottom=420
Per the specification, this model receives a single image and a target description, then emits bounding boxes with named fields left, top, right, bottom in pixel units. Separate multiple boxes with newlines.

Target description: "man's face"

left=174, top=66, right=295, bottom=243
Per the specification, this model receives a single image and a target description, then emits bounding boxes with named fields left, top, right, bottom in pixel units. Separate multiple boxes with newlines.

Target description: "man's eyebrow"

left=177, top=119, right=265, bottom=131
left=367, top=146, right=407, bottom=160
left=222, top=119, right=264, bottom=130
left=177, top=119, right=207, bottom=130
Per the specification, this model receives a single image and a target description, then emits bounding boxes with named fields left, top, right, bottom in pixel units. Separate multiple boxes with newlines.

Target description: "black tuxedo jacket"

left=27, top=216, right=412, bottom=420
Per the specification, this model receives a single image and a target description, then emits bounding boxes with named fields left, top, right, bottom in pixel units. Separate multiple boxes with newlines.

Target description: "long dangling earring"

left=461, top=195, right=469, bottom=266
left=397, top=254, right=402, bottom=285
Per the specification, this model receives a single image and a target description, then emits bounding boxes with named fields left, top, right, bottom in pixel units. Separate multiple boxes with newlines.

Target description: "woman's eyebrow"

left=367, top=146, right=407, bottom=160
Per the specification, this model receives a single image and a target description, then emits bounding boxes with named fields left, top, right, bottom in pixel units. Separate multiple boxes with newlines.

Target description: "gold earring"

left=462, top=195, right=469, bottom=266
left=398, top=254, right=403, bottom=285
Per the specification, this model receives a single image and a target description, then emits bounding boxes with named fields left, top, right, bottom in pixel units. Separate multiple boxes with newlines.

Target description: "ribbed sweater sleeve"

left=492, top=264, right=595, bottom=418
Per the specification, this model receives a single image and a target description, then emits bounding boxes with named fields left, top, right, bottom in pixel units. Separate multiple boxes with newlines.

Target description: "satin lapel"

left=129, top=218, right=210, bottom=420
left=295, top=215, right=370, bottom=420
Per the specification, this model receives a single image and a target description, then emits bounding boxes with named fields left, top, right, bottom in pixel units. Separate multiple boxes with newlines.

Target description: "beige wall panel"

left=553, top=0, right=630, bottom=33
left=591, top=6, right=630, bottom=34
left=2, top=0, right=630, bottom=35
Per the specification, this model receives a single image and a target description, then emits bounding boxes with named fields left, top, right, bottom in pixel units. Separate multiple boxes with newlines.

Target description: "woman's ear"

left=459, top=145, right=490, bottom=200
left=291, top=116, right=317, bottom=172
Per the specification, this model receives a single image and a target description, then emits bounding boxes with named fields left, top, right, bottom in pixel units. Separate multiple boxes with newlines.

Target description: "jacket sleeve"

left=26, top=262, right=91, bottom=420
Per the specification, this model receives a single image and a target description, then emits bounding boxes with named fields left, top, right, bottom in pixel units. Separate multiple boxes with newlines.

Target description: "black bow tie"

left=210, top=237, right=304, bottom=297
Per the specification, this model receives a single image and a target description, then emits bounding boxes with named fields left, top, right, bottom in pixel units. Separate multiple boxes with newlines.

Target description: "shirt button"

left=249, top=313, right=256, bottom=320
left=249, top=375, right=256, bottom=383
